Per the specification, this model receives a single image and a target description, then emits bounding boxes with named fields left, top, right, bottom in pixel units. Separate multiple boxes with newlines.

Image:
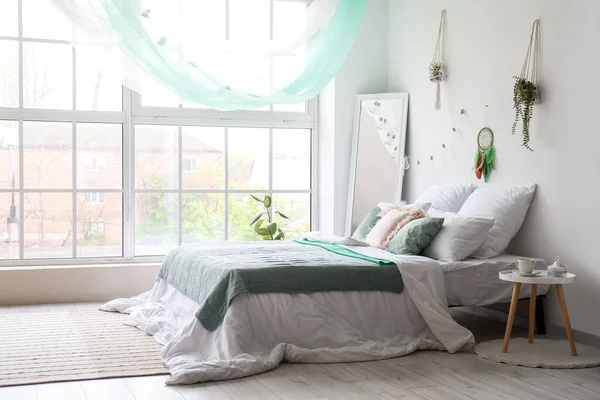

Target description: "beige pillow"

left=365, top=205, right=424, bottom=249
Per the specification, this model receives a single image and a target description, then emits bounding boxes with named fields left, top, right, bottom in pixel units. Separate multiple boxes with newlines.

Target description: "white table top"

left=499, top=270, right=576, bottom=284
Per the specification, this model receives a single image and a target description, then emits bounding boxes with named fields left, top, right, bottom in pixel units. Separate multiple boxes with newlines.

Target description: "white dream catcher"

left=429, top=10, right=447, bottom=110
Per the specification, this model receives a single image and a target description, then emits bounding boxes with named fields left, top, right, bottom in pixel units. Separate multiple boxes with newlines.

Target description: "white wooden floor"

left=1, top=304, right=600, bottom=400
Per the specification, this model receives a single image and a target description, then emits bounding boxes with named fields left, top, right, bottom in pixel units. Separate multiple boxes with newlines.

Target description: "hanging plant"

left=429, top=10, right=447, bottom=110
left=512, top=19, right=540, bottom=151
left=512, top=77, right=537, bottom=151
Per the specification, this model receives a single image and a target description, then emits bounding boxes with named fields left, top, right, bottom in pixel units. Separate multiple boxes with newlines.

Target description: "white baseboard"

left=455, top=306, right=600, bottom=349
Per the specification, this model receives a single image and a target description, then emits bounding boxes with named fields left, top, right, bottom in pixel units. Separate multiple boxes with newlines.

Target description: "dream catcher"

left=474, top=127, right=495, bottom=182
left=429, top=10, right=447, bottom=110
left=473, top=105, right=496, bottom=182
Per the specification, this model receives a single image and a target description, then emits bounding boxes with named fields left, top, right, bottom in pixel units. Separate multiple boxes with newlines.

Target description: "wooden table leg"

left=529, top=284, right=537, bottom=343
left=503, top=282, right=521, bottom=353
left=555, top=284, right=577, bottom=356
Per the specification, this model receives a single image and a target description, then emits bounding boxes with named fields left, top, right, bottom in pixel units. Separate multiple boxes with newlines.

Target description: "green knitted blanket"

left=157, top=240, right=402, bottom=331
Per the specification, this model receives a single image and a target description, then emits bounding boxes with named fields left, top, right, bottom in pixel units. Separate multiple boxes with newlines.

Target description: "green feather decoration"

left=473, top=148, right=482, bottom=170
left=481, top=145, right=495, bottom=182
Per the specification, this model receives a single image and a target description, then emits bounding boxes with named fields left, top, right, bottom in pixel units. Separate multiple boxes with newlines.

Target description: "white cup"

left=517, top=259, right=534, bottom=274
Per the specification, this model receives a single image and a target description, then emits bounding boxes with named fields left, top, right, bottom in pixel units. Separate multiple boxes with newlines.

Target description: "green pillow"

left=352, top=205, right=382, bottom=241
left=387, top=217, right=444, bottom=255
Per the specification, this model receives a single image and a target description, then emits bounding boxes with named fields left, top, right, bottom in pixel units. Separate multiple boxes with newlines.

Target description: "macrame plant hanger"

left=520, top=19, right=540, bottom=93
left=512, top=19, right=540, bottom=151
left=429, top=10, right=447, bottom=110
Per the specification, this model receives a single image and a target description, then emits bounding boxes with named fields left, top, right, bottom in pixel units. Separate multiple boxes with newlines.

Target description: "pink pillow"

left=365, top=205, right=424, bottom=249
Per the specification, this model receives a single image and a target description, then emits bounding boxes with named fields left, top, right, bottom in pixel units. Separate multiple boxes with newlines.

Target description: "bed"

left=102, top=240, right=475, bottom=385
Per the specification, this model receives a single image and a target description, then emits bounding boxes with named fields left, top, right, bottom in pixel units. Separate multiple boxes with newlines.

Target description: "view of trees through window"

left=0, top=0, right=314, bottom=262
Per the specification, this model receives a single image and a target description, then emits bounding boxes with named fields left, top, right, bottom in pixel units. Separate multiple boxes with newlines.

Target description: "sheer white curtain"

left=51, top=0, right=368, bottom=110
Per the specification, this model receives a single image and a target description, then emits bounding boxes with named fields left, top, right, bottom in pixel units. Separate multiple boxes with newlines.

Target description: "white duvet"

left=102, top=245, right=474, bottom=385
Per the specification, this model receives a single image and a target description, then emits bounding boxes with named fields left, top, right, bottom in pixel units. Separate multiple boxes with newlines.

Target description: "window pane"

left=272, top=0, right=307, bottom=113
left=140, top=77, right=179, bottom=108
left=182, top=0, right=226, bottom=41
left=273, top=129, right=310, bottom=190
left=77, top=123, right=122, bottom=189
left=0, top=0, right=18, bottom=37
left=181, top=101, right=211, bottom=109
left=183, top=193, right=225, bottom=243
left=24, top=192, right=72, bottom=259
left=273, top=1, right=306, bottom=41
left=23, top=42, right=73, bottom=110
left=135, top=125, right=178, bottom=190
left=0, top=121, right=20, bottom=189
left=135, top=193, right=178, bottom=256
left=273, top=103, right=306, bottom=112
left=0, top=40, right=19, bottom=108
left=228, top=193, right=264, bottom=241
left=22, top=0, right=72, bottom=40
left=23, top=121, right=72, bottom=189
left=77, top=193, right=122, bottom=258
left=76, top=46, right=123, bottom=111
left=272, top=193, right=310, bottom=239
left=0, top=192, right=19, bottom=260
left=228, top=128, right=269, bottom=190
left=229, top=0, right=269, bottom=41
left=182, top=127, right=224, bottom=189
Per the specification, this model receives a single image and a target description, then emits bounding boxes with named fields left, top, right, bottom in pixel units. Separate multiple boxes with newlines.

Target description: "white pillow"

left=414, top=183, right=476, bottom=213
left=422, top=209, right=495, bottom=261
left=458, top=184, right=537, bottom=259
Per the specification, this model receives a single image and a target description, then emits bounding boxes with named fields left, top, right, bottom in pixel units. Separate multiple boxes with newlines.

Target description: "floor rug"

left=475, top=338, right=600, bottom=368
left=0, top=310, right=168, bottom=387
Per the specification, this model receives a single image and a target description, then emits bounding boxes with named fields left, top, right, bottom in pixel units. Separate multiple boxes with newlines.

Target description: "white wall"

left=318, top=0, right=389, bottom=235
left=388, top=0, right=600, bottom=336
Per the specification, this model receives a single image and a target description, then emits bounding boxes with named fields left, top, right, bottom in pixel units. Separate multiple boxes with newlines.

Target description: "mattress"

left=440, top=255, right=550, bottom=307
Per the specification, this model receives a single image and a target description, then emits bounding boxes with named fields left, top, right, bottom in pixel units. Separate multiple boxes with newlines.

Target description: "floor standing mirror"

left=346, top=93, right=409, bottom=237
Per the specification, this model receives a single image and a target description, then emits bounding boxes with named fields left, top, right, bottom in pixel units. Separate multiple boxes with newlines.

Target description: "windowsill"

left=0, top=262, right=161, bottom=272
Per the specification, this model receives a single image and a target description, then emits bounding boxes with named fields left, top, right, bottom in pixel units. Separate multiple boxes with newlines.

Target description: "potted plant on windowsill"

left=249, top=194, right=289, bottom=240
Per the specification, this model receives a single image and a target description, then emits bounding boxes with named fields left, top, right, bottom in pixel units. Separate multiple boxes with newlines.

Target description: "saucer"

left=518, top=271, right=541, bottom=277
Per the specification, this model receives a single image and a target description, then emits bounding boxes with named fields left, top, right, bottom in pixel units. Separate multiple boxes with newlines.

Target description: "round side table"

left=499, top=270, right=577, bottom=356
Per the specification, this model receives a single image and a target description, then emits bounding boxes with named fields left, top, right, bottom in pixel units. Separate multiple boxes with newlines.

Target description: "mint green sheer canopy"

left=52, top=0, right=368, bottom=110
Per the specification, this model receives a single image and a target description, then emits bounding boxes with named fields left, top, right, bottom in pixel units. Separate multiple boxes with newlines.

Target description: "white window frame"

left=0, top=0, right=318, bottom=266
left=129, top=91, right=317, bottom=258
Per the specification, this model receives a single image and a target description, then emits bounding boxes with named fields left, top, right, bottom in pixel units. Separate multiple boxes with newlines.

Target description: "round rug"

left=475, top=338, right=600, bottom=368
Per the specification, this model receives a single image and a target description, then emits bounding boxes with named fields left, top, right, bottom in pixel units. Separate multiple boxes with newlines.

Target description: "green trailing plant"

left=511, top=77, right=537, bottom=151
left=249, top=194, right=289, bottom=240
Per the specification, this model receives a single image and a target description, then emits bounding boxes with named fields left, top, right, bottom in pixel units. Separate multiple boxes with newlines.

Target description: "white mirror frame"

left=345, top=92, right=409, bottom=237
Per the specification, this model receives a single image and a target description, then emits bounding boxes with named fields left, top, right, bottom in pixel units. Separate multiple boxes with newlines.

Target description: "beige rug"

left=0, top=310, right=168, bottom=387
left=475, top=338, right=600, bottom=368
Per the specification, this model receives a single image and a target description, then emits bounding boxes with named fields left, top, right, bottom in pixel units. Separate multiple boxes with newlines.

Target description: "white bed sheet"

left=102, top=247, right=474, bottom=385
left=440, top=255, right=549, bottom=306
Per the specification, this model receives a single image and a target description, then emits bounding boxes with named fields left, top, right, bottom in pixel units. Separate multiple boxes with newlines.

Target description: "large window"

left=0, top=0, right=315, bottom=264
